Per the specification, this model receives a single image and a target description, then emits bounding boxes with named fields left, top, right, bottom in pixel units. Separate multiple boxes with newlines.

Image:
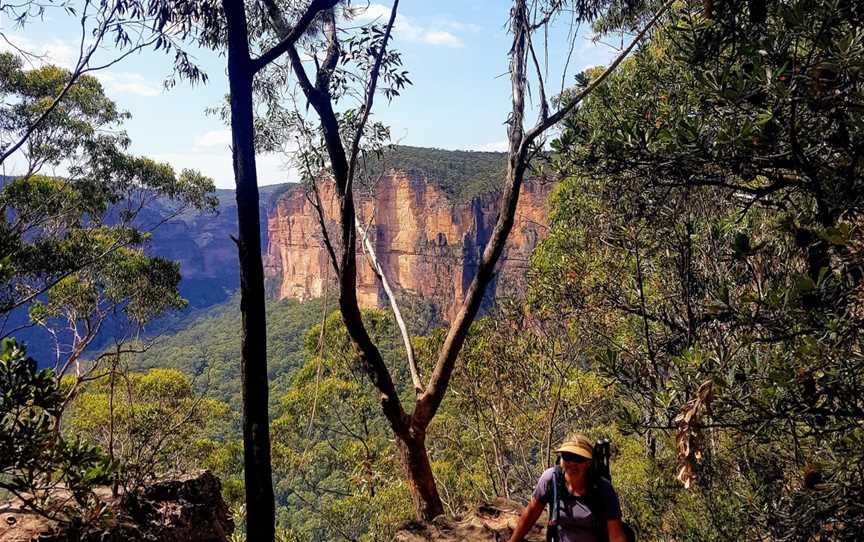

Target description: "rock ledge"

left=0, top=471, right=233, bottom=542
left=394, top=498, right=546, bottom=542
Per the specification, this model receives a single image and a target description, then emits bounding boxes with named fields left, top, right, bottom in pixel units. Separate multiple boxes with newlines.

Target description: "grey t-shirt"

left=532, top=467, right=621, bottom=542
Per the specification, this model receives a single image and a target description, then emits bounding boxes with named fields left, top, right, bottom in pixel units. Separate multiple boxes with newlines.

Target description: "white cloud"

left=194, top=130, right=233, bottom=148
left=96, top=72, right=161, bottom=97
left=439, top=20, right=482, bottom=33
left=149, top=151, right=299, bottom=190
left=349, top=4, right=468, bottom=48
left=0, top=36, right=159, bottom=97
left=421, top=31, right=463, bottom=48
left=0, top=37, right=159, bottom=97
left=0, top=34, right=76, bottom=68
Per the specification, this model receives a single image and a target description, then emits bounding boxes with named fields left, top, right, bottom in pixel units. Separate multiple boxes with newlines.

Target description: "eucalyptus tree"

left=0, top=53, right=215, bottom=384
left=0, top=0, right=203, bottom=167
left=108, top=1, right=345, bottom=539
left=261, top=0, right=673, bottom=520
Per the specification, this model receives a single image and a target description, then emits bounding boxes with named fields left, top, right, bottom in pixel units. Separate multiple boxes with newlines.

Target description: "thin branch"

left=253, top=0, right=340, bottom=73
left=308, top=180, right=341, bottom=276
left=526, top=31, right=549, bottom=121
left=287, top=45, right=321, bottom=103
left=301, top=264, right=330, bottom=457
left=355, top=215, right=422, bottom=393
left=346, top=0, right=399, bottom=185
left=524, top=0, right=675, bottom=148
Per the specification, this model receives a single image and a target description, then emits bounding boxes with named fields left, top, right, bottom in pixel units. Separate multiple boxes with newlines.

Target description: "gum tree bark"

left=220, top=1, right=339, bottom=539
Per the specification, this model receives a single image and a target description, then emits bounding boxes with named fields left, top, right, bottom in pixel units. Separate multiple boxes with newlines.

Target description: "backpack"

left=545, top=439, right=637, bottom=542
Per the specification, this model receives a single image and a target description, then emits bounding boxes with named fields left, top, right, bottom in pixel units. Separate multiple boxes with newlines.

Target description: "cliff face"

left=264, top=172, right=551, bottom=320
left=144, top=184, right=290, bottom=308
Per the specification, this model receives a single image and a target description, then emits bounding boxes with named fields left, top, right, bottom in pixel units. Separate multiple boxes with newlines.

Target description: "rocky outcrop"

left=264, top=173, right=551, bottom=320
left=0, top=471, right=233, bottom=542
left=394, top=499, right=546, bottom=541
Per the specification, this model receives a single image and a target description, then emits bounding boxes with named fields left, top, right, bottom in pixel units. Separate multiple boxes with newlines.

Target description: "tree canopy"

left=0, top=54, right=216, bottom=375
left=532, top=0, right=864, bottom=537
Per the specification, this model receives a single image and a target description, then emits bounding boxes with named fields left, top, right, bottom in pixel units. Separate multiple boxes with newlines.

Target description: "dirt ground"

left=394, top=498, right=547, bottom=542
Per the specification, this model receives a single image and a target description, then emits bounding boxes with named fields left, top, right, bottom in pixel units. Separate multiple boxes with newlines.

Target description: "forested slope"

left=132, top=295, right=327, bottom=406
left=366, top=145, right=507, bottom=201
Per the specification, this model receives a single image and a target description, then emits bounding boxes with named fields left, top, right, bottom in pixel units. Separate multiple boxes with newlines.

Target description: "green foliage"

left=0, top=54, right=216, bottom=370
left=425, top=304, right=645, bottom=513
left=535, top=0, right=864, bottom=538
left=269, top=309, right=413, bottom=541
left=0, top=338, right=114, bottom=522
left=65, top=366, right=233, bottom=491
left=131, top=295, right=332, bottom=406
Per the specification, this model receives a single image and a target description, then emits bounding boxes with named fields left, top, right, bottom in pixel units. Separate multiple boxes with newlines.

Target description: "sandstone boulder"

left=0, top=471, right=233, bottom=542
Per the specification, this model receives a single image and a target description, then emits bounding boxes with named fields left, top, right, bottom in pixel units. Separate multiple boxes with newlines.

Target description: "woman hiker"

left=507, top=434, right=628, bottom=542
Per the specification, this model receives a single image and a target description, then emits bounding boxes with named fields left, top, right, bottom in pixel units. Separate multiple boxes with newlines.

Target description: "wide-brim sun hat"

left=555, top=435, right=593, bottom=459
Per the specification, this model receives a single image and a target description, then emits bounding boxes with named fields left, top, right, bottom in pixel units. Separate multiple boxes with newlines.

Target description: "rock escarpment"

left=264, top=172, right=551, bottom=320
left=145, top=184, right=290, bottom=309
left=0, top=471, right=232, bottom=542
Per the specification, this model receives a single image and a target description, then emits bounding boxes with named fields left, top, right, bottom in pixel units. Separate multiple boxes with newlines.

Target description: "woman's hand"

left=507, top=496, right=545, bottom=542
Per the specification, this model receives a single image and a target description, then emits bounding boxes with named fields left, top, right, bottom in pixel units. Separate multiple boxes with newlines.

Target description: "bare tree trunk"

left=223, top=1, right=275, bottom=540
left=396, top=429, right=444, bottom=520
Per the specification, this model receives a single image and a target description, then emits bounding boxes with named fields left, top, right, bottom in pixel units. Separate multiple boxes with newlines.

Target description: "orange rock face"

left=264, top=172, right=551, bottom=320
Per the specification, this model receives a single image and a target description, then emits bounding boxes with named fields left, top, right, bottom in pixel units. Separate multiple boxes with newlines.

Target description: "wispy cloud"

left=96, top=72, right=161, bottom=97
left=422, top=31, right=463, bottom=47
left=437, top=20, right=482, bottom=33
left=194, top=129, right=232, bottom=148
left=349, top=4, right=470, bottom=48
left=0, top=34, right=76, bottom=68
left=0, top=35, right=160, bottom=97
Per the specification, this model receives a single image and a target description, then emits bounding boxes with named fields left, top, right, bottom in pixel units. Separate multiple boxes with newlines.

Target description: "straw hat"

left=555, top=434, right=593, bottom=459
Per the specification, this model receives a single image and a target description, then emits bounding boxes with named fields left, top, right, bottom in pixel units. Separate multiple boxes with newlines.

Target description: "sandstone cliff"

left=264, top=172, right=551, bottom=320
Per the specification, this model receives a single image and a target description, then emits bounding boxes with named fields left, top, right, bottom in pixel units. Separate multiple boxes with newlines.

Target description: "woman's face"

left=560, top=452, right=591, bottom=479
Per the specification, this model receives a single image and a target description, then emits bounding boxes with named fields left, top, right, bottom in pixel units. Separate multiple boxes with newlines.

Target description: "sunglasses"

left=561, top=452, right=590, bottom=464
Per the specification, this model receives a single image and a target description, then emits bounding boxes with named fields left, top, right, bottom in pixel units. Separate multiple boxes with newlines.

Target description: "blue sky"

left=2, top=1, right=617, bottom=188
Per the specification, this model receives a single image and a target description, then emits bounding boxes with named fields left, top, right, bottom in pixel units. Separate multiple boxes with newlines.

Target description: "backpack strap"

left=588, top=478, right=609, bottom=541
left=552, top=467, right=560, bottom=524
left=545, top=467, right=562, bottom=542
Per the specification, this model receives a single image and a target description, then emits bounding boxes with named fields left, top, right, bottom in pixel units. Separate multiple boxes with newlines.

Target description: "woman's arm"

left=507, top=496, right=545, bottom=542
left=607, top=518, right=628, bottom=542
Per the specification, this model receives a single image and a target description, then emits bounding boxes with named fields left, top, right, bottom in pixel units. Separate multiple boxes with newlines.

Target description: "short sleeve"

left=532, top=468, right=556, bottom=504
left=599, top=479, right=622, bottom=519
